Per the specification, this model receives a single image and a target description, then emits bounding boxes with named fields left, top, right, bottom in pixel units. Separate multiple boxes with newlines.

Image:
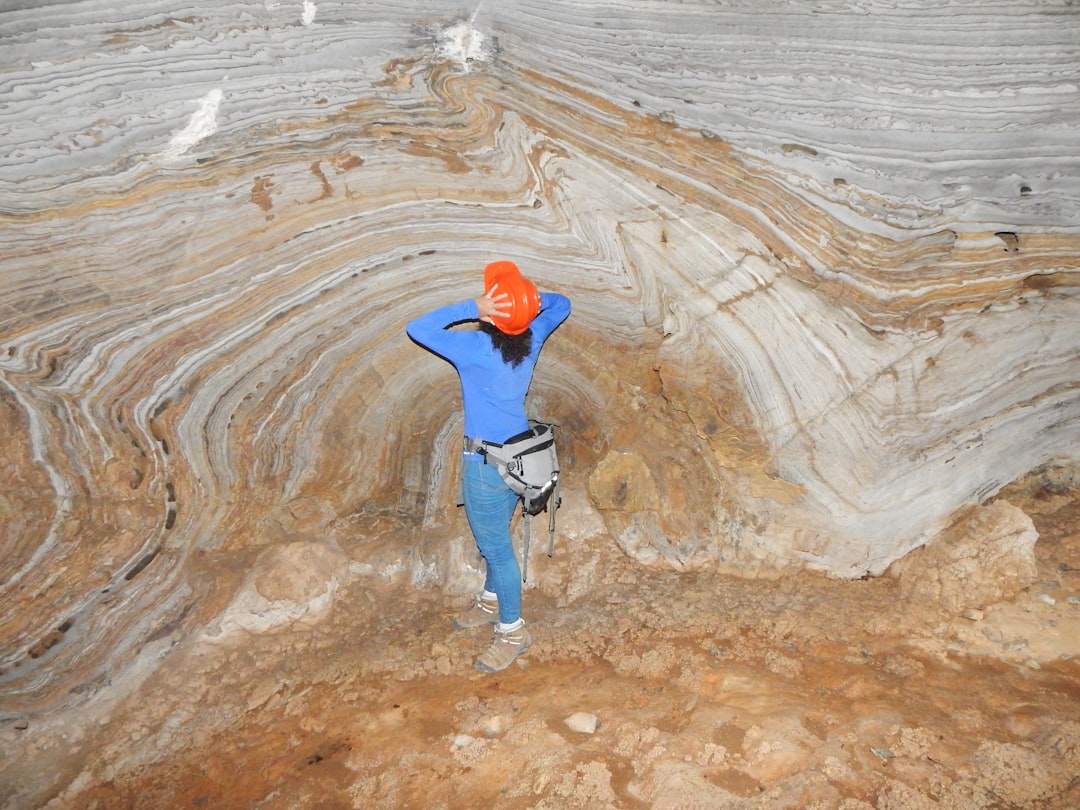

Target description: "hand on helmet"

left=477, top=284, right=511, bottom=323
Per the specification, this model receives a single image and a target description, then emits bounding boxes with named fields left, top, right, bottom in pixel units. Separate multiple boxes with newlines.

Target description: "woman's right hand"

left=476, top=284, right=511, bottom=323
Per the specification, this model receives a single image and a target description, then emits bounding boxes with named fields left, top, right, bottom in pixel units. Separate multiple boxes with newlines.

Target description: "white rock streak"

left=160, top=88, right=223, bottom=161
left=437, top=17, right=491, bottom=69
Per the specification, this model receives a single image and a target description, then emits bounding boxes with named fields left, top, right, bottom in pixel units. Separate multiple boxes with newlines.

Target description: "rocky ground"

left=5, top=468, right=1079, bottom=809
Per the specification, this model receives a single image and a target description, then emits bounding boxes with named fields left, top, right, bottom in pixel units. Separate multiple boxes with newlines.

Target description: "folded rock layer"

left=0, top=1, right=1077, bottom=709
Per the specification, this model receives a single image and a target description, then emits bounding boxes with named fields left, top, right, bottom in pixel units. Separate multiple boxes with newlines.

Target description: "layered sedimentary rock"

left=1, top=1, right=1078, bottom=710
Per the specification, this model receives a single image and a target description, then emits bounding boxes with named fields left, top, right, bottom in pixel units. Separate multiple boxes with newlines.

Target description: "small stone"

left=1066, top=595, right=1080, bottom=605
left=1036, top=593, right=1056, bottom=606
left=452, top=734, right=475, bottom=748
left=871, top=747, right=895, bottom=759
left=963, top=608, right=984, bottom=621
left=564, top=712, right=600, bottom=734
left=1002, top=638, right=1029, bottom=652
left=981, top=626, right=1004, bottom=643
left=1026, top=659, right=1042, bottom=670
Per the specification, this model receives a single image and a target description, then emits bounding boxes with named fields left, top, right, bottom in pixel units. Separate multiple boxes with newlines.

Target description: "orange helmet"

left=483, top=260, right=540, bottom=335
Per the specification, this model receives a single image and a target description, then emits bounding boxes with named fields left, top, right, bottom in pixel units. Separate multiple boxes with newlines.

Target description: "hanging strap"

left=520, top=478, right=560, bottom=583
left=547, top=477, right=560, bottom=558
left=522, top=510, right=532, bottom=582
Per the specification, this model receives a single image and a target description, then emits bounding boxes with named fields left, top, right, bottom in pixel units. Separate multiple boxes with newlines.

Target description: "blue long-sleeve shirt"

left=406, top=292, right=571, bottom=443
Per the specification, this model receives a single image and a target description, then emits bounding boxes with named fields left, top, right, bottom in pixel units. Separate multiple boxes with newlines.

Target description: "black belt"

left=464, top=427, right=534, bottom=456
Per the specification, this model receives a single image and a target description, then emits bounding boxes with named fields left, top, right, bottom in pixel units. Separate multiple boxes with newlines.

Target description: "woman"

left=406, top=261, right=571, bottom=673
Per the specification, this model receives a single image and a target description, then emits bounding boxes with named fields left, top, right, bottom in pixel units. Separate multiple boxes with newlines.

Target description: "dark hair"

left=479, top=322, right=532, bottom=368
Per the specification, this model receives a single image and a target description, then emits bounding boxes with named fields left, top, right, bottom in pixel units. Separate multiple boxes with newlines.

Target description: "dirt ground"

left=6, top=470, right=1080, bottom=809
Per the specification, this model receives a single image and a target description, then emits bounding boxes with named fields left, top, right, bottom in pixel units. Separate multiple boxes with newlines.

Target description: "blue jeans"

left=461, top=452, right=521, bottom=624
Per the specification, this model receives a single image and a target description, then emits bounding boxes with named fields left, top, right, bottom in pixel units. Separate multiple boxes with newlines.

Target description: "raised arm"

left=405, top=299, right=480, bottom=361
left=529, top=292, right=571, bottom=344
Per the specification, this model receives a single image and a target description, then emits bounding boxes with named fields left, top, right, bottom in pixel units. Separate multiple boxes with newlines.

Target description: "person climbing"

left=406, top=261, right=571, bottom=673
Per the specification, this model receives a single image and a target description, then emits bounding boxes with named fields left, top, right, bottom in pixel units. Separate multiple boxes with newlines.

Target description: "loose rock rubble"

left=1, top=471, right=1078, bottom=809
